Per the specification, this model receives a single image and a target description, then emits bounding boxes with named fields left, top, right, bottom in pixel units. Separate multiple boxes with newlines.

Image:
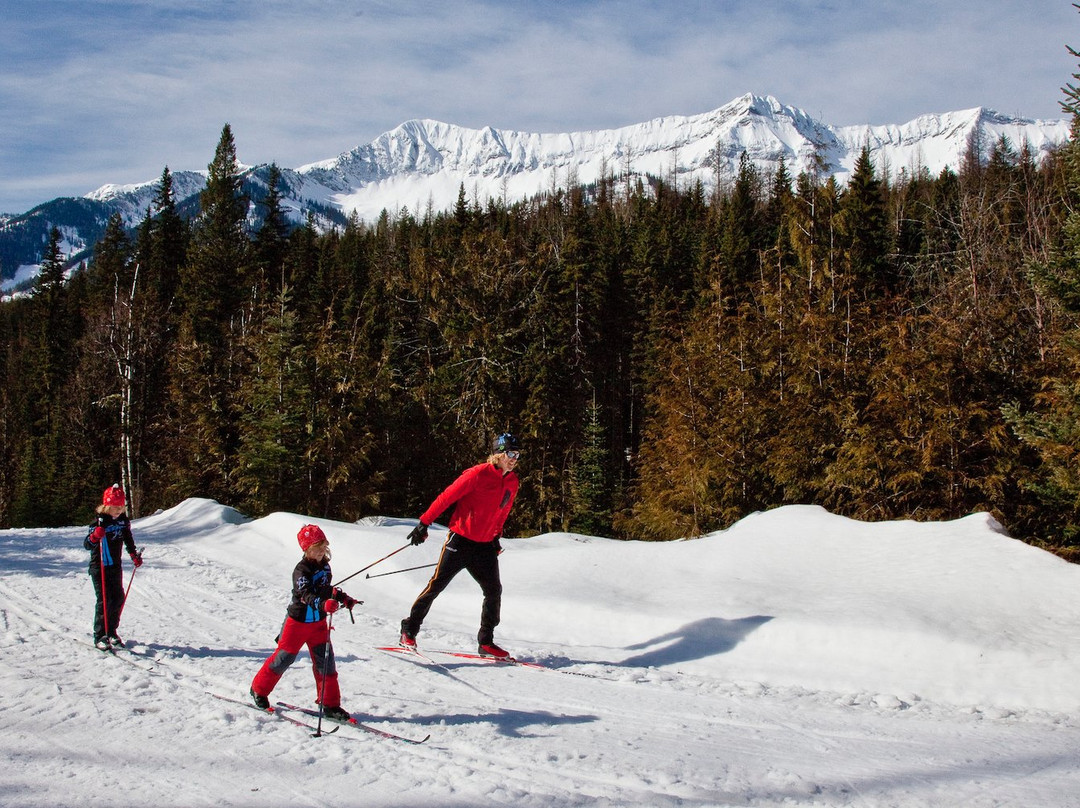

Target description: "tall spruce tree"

left=719, top=152, right=759, bottom=301
left=841, top=146, right=892, bottom=296
left=147, top=166, right=188, bottom=308
left=178, top=124, right=249, bottom=344
left=254, top=164, right=290, bottom=292
left=167, top=124, right=251, bottom=502
left=568, top=398, right=614, bottom=535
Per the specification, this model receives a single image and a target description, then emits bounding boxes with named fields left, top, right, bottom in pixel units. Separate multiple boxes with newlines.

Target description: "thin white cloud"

left=0, top=0, right=1073, bottom=212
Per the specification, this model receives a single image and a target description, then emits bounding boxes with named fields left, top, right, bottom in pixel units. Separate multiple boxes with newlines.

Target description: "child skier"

left=84, top=483, right=142, bottom=650
left=250, top=524, right=359, bottom=721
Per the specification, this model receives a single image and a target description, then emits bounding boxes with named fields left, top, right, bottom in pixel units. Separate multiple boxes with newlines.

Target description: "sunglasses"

left=505, top=451, right=521, bottom=460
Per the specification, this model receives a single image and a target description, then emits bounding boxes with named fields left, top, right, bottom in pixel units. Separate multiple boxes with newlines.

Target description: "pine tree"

left=147, top=166, right=189, bottom=309
left=36, top=227, right=66, bottom=300
left=719, top=152, right=759, bottom=300
left=178, top=124, right=249, bottom=344
left=34, top=227, right=73, bottom=414
left=840, top=146, right=892, bottom=296
left=568, top=398, right=614, bottom=535
left=254, top=164, right=290, bottom=292
left=167, top=124, right=252, bottom=502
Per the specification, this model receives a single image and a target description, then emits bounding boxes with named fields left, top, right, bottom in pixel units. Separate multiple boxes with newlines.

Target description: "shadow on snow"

left=608, top=615, right=773, bottom=668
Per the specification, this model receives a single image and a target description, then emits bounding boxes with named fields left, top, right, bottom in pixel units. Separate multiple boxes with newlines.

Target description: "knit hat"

left=102, top=484, right=126, bottom=507
left=493, top=432, right=521, bottom=454
left=297, top=524, right=327, bottom=552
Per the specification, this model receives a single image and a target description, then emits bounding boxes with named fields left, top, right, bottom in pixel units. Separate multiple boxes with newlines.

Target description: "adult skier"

left=398, top=432, right=521, bottom=658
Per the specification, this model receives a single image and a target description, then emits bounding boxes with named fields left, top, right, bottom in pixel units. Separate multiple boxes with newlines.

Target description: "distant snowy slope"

left=834, top=106, right=1069, bottom=179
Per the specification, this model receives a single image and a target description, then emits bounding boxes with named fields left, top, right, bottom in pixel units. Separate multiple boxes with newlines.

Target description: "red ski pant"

left=251, top=616, right=341, bottom=707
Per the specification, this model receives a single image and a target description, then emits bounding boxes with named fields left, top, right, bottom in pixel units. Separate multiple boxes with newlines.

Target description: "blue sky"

left=0, top=0, right=1075, bottom=213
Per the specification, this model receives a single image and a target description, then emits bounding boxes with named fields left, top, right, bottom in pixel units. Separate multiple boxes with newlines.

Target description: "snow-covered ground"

left=3, top=498, right=1080, bottom=807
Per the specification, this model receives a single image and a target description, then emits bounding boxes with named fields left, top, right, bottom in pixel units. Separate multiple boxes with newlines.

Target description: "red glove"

left=130, top=550, right=143, bottom=568
left=323, top=598, right=340, bottom=614
left=89, top=526, right=105, bottom=543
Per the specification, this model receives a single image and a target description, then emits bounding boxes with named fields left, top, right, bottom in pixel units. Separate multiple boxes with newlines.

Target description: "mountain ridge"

left=1, top=93, right=1069, bottom=292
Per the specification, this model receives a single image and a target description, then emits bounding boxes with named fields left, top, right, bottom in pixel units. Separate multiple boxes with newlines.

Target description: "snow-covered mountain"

left=287, top=94, right=1069, bottom=222
left=1, top=94, right=1069, bottom=292
left=84, top=170, right=209, bottom=226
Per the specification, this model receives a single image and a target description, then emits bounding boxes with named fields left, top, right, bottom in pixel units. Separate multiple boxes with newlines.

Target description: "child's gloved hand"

left=130, top=550, right=143, bottom=567
left=333, top=588, right=361, bottom=609
left=89, top=526, right=105, bottom=543
left=323, top=599, right=340, bottom=614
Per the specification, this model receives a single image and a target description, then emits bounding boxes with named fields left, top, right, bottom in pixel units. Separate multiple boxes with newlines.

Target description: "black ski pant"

left=90, top=563, right=125, bottom=641
left=405, top=532, right=502, bottom=644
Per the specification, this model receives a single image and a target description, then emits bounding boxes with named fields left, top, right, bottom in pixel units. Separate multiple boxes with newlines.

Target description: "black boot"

left=323, top=705, right=351, bottom=722
left=399, top=619, right=417, bottom=649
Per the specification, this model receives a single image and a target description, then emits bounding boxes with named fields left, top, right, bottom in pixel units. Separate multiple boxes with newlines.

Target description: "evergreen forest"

left=7, top=90, right=1080, bottom=558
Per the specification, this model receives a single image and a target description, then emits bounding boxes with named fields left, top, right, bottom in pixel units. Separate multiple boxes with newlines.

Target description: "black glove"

left=408, top=523, right=428, bottom=546
left=333, top=587, right=361, bottom=609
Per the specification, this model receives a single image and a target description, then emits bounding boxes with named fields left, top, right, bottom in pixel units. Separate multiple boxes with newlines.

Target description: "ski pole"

left=117, top=547, right=142, bottom=623
left=98, top=541, right=110, bottom=642
left=334, top=542, right=411, bottom=587
left=313, top=610, right=335, bottom=738
left=365, top=562, right=436, bottom=580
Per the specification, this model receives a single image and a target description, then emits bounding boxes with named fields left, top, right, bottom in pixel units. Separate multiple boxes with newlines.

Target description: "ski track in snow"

left=1, top=502, right=1080, bottom=807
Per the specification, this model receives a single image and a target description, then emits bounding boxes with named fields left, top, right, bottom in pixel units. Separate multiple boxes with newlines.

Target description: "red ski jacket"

left=420, top=462, right=518, bottom=543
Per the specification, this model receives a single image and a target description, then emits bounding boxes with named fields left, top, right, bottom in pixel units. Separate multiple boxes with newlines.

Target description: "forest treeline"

left=6, top=108, right=1080, bottom=556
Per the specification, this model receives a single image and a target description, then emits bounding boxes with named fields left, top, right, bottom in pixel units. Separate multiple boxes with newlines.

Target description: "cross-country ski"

left=274, top=701, right=430, bottom=744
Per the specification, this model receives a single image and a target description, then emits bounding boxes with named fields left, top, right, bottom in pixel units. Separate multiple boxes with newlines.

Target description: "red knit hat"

left=297, top=524, right=327, bottom=552
left=102, top=484, right=126, bottom=507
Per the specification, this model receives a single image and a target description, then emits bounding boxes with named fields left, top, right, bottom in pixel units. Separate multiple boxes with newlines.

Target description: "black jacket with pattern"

left=285, top=556, right=337, bottom=623
left=83, top=512, right=136, bottom=573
